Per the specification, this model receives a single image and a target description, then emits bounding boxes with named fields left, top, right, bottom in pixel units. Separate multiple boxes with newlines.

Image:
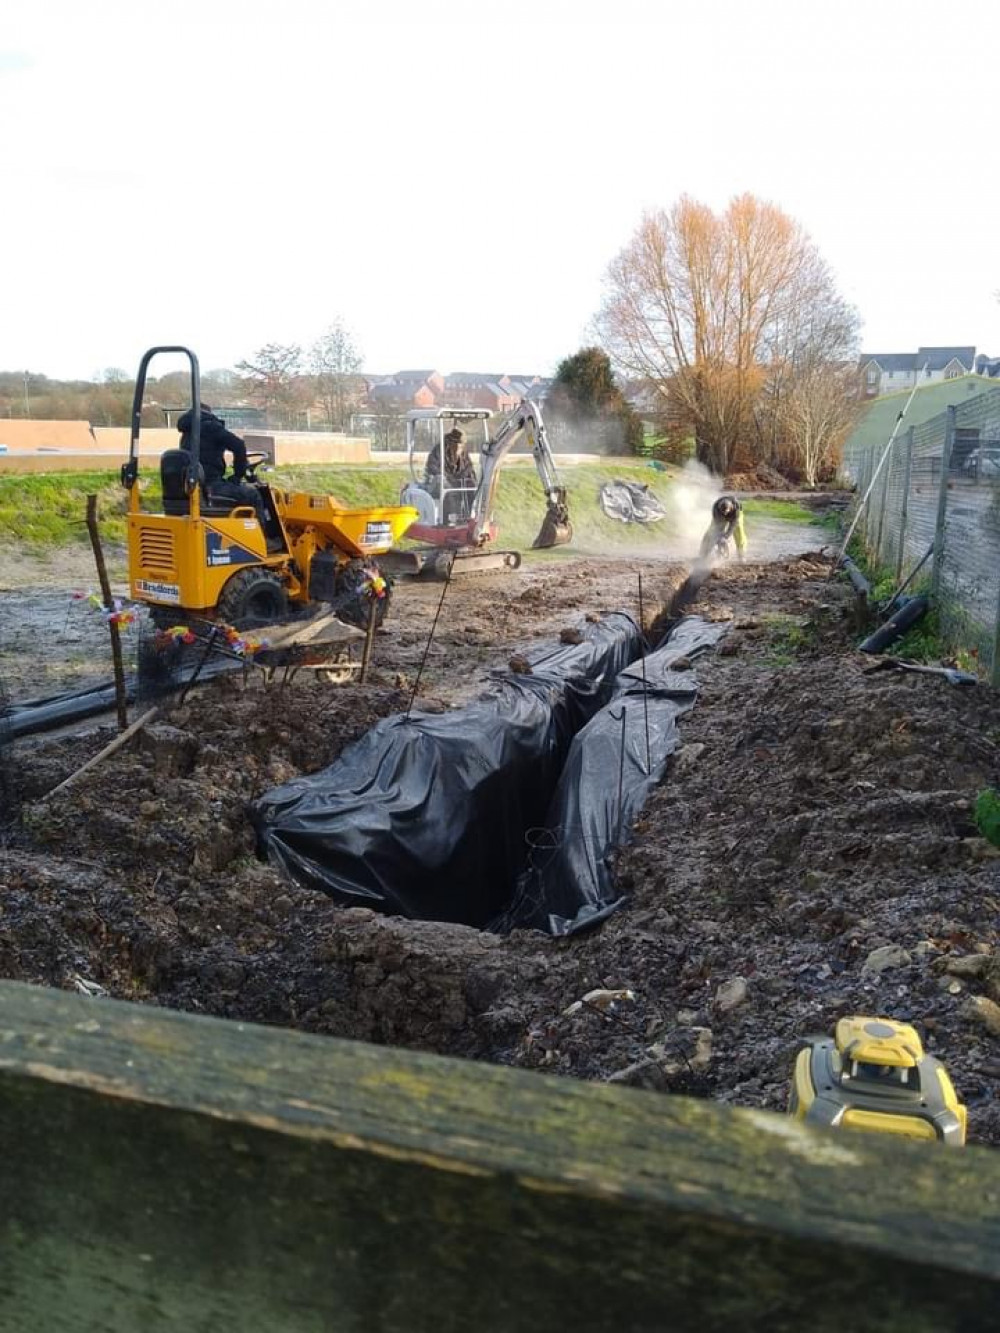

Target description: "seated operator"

left=699, top=494, right=747, bottom=562
left=177, top=404, right=266, bottom=524
left=424, top=426, right=477, bottom=489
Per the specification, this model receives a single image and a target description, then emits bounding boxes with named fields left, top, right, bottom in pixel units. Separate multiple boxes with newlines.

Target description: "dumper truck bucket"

left=277, top=493, right=419, bottom=559
left=532, top=491, right=573, bottom=550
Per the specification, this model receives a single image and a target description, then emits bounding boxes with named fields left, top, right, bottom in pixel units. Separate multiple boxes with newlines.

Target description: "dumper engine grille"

left=139, top=528, right=176, bottom=572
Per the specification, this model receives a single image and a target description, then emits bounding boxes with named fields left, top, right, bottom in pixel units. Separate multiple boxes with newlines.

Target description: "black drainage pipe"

left=859, top=595, right=928, bottom=654
left=840, top=555, right=871, bottom=598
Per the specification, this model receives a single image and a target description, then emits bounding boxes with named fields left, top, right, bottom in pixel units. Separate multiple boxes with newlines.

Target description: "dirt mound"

left=725, top=464, right=793, bottom=492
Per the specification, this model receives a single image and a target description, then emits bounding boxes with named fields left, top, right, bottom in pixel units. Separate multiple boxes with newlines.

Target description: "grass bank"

left=0, top=462, right=833, bottom=558
left=0, top=462, right=680, bottom=554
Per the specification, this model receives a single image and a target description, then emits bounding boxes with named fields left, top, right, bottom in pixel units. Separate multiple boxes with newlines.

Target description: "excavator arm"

left=473, top=400, right=572, bottom=549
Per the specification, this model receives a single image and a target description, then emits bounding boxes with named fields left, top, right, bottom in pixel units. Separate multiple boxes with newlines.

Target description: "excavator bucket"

left=532, top=491, right=573, bottom=549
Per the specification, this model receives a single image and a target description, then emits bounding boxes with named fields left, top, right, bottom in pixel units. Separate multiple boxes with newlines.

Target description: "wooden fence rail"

left=0, top=980, right=998, bottom=1331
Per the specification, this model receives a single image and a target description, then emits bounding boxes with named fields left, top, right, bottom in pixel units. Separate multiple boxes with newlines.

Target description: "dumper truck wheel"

left=216, top=567, right=289, bottom=629
left=335, top=558, right=390, bottom=630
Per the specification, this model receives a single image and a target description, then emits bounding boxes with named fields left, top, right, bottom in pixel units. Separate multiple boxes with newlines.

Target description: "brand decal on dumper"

left=137, top=579, right=181, bottom=603
left=205, top=528, right=257, bottom=568
left=361, top=521, right=393, bottom=546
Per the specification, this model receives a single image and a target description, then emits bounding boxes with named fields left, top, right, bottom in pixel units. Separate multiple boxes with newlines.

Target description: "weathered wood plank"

left=0, top=979, right=998, bottom=1331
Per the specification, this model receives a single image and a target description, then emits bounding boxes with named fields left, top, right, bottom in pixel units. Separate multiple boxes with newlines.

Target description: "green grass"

left=741, top=498, right=822, bottom=525
left=1, top=459, right=836, bottom=559
left=975, top=789, right=1000, bottom=847
left=760, top=613, right=817, bottom=666
left=0, top=470, right=149, bottom=545
left=0, top=461, right=686, bottom=554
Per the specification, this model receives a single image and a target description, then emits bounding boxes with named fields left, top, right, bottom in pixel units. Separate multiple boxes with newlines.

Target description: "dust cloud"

left=661, top=459, right=722, bottom=561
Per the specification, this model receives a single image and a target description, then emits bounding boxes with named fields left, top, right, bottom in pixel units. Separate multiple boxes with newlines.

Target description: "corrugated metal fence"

left=842, top=391, right=1000, bottom=682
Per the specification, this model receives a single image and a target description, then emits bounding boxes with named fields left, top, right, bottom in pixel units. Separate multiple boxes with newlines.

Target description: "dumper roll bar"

left=121, top=345, right=201, bottom=492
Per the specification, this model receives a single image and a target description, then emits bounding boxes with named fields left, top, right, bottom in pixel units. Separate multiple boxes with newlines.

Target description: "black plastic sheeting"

left=251, top=613, right=642, bottom=928
left=494, top=616, right=729, bottom=936
left=2, top=681, right=138, bottom=740
left=1, top=657, right=241, bottom=740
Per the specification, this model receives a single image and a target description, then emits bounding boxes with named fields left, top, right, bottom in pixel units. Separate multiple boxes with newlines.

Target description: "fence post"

left=874, top=438, right=892, bottom=566
left=860, top=447, right=873, bottom=548
left=895, top=426, right=915, bottom=584
left=930, top=405, right=956, bottom=603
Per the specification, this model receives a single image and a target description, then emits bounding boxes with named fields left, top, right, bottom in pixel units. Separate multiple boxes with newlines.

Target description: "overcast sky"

left=2, top=0, right=998, bottom=380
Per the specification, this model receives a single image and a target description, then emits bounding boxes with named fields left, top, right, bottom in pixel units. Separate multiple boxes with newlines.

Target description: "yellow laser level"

left=788, top=1016, right=966, bottom=1146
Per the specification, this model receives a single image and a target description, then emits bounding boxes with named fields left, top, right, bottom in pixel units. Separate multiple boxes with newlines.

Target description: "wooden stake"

left=360, top=596, right=378, bottom=684
left=86, top=494, right=128, bottom=731
left=40, top=706, right=159, bottom=800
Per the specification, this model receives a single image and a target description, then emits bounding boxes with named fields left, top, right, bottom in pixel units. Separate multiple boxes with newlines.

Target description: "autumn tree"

left=596, top=194, right=859, bottom=476
left=235, top=343, right=304, bottom=425
left=546, top=346, right=644, bottom=454
left=775, top=361, right=862, bottom=486
left=309, top=320, right=364, bottom=431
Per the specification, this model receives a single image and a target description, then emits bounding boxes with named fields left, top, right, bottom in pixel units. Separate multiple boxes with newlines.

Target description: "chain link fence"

left=843, top=391, right=1000, bottom=681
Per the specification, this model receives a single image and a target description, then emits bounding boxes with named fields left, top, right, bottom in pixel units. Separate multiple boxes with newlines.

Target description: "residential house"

left=362, top=368, right=553, bottom=415
left=858, top=346, right=977, bottom=398
left=975, top=354, right=1000, bottom=379
left=368, top=378, right=437, bottom=410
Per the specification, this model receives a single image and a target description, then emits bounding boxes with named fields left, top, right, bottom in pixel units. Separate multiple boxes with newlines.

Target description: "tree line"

left=0, top=320, right=366, bottom=433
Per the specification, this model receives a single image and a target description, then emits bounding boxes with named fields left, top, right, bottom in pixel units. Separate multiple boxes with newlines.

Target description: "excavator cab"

left=393, top=401, right=572, bottom=575
left=405, top=409, right=491, bottom=530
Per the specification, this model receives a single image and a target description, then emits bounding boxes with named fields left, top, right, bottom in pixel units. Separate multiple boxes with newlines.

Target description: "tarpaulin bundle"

left=494, top=617, right=729, bottom=937
left=251, top=613, right=642, bottom=928
left=598, top=480, right=667, bottom=524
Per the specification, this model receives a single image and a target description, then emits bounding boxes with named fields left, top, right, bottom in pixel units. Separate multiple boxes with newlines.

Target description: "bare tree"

left=235, top=343, right=304, bottom=426
left=597, top=194, right=858, bottom=476
left=778, top=364, right=860, bottom=485
left=309, top=320, right=364, bottom=431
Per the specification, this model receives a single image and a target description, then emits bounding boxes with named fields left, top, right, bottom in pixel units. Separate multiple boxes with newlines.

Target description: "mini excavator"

left=122, top=346, right=417, bottom=630
left=389, top=400, right=572, bottom=575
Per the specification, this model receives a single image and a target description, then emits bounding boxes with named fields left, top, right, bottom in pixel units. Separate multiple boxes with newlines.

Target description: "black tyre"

left=216, top=567, right=289, bottom=629
left=149, top=604, right=183, bottom=632
left=334, top=558, right=391, bottom=629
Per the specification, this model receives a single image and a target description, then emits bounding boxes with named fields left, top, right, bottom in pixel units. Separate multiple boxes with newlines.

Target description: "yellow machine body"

left=127, top=481, right=417, bottom=621
left=789, top=1016, right=966, bottom=1146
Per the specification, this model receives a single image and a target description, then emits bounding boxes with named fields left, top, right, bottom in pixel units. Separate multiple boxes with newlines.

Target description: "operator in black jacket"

left=176, top=405, right=265, bottom=522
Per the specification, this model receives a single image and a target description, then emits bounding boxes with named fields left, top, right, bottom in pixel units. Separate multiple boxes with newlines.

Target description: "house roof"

left=394, top=369, right=439, bottom=382
left=444, top=372, right=507, bottom=387
left=860, top=354, right=920, bottom=372
left=860, top=347, right=977, bottom=374
left=916, top=346, right=976, bottom=371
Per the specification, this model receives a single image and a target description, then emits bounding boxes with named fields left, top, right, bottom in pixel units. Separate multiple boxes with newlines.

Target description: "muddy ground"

left=3, top=543, right=1000, bottom=1144
left=0, top=514, right=828, bottom=701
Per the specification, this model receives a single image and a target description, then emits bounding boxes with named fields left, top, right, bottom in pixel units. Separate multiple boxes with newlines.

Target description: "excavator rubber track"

left=379, top=547, right=522, bottom=578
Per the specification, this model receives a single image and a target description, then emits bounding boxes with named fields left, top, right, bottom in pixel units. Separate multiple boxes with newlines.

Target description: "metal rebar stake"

left=406, top=553, right=455, bottom=720
left=638, top=572, right=651, bottom=774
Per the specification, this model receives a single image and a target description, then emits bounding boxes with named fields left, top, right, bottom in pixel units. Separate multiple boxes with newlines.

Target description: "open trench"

left=4, top=551, right=1000, bottom=1143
